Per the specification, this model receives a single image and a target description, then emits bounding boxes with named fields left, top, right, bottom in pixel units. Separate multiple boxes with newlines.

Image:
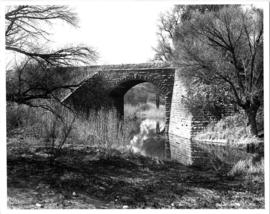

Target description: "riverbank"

left=7, top=136, right=264, bottom=209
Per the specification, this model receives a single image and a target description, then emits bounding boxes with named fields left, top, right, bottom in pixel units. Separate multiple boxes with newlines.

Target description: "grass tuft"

left=195, top=112, right=263, bottom=146
left=228, top=156, right=264, bottom=177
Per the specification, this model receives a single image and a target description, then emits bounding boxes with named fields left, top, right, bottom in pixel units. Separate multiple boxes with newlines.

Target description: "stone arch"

left=110, top=74, right=167, bottom=97
left=108, top=74, right=171, bottom=132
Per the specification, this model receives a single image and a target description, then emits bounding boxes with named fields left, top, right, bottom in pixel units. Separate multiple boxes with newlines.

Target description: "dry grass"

left=7, top=101, right=165, bottom=156
left=71, top=108, right=131, bottom=152
left=229, top=156, right=264, bottom=177
left=193, top=112, right=264, bottom=179
left=7, top=104, right=133, bottom=155
left=194, top=112, right=262, bottom=146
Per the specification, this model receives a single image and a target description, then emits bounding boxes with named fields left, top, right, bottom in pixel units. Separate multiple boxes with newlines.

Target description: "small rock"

left=36, top=203, right=42, bottom=208
left=123, top=205, right=128, bottom=209
left=72, top=192, right=76, bottom=196
left=99, top=186, right=106, bottom=190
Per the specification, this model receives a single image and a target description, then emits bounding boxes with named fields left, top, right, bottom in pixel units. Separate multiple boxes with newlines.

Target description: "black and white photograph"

left=1, top=0, right=269, bottom=211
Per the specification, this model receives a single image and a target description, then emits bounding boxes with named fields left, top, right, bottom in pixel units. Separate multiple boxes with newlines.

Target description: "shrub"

left=6, top=101, right=139, bottom=157
left=70, top=108, right=132, bottom=153
left=41, top=109, right=75, bottom=156
left=228, top=156, right=264, bottom=177
left=194, top=112, right=264, bottom=177
left=195, top=112, right=256, bottom=143
left=6, top=105, right=24, bottom=132
left=6, top=103, right=29, bottom=132
left=6, top=103, right=44, bottom=136
left=195, top=141, right=248, bottom=175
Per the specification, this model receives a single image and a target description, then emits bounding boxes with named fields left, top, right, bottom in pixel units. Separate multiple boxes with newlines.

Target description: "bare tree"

left=154, top=5, right=227, bottom=62
left=154, top=6, right=182, bottom=62
left=6, top=5, right=98, bottom=108
left=172, top=6, right=263, bottom=135
left=6, top=60, right=86, bottom=113
left=6, top=5, right=97, bottom=66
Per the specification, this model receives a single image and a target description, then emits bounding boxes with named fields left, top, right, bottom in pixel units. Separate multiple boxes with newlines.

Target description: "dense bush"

left=194, top=112, right=264, bottom=178
left=195, top=112, right=263, bottom=144
left=6, top=103, right=43, bottom=135
left=228, top=156, right=264, bottom=177
left=6, top=104, right=26, bottom=131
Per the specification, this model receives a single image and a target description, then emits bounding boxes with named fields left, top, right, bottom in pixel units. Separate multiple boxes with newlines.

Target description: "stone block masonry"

left=62, top=63, right=231, bottom=165
left=64, top=63, right=175, bottom=133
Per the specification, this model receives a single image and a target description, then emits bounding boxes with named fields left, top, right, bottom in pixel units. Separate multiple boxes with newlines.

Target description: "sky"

left=49, top=2, right=174, bottom=65
left=49, top=1, right=265, bottom=65
left=4, top=1, right=265, bottom=67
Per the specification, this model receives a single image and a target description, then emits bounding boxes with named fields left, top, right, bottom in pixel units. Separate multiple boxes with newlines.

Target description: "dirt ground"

left=7, top=137, right=264, bottom=209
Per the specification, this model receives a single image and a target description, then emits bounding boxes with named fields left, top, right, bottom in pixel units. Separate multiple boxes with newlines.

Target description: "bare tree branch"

left=158, top=5, right=263, bottom=135
left=6, top=5, right=98, bottom=67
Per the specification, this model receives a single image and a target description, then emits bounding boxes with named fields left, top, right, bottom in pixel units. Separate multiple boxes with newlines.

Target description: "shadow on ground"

left=7, top=142, right=264, bottom=209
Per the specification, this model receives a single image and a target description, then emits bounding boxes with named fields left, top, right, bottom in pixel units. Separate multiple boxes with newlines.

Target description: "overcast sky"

left=5, top=2, right=265, bottom=66
left=50, top=2, right=265, bottom=65
left=50, top=2, right=173, bottom=65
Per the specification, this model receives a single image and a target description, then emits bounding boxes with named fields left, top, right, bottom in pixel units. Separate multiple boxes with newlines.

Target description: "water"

left=130, top=119, right=167, bottom=159
left=129, top=119, right=239, bottom=167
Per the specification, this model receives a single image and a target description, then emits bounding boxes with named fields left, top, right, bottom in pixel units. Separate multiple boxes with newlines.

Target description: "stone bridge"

left=62, top=63, right=227, bottom=165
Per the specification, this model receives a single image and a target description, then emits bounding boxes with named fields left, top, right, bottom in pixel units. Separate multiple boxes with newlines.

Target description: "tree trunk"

left=156, top=92, right=160, bottom=109
left=245, top=108, right=258, bottom=136
left=156, top=92, right=160, bottom=133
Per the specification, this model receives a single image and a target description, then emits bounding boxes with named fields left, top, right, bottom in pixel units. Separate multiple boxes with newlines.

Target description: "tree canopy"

left=155, top=5, right=263, bottom=135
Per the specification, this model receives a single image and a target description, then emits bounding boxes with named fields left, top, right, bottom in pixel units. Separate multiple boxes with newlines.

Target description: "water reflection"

left=130, top=119, right=166, bottom=159
left=168, top=134, right=245, bottom=167
left=130, top=119, right=235, bottom=166
left=168, top=133, right=193, bottom=165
